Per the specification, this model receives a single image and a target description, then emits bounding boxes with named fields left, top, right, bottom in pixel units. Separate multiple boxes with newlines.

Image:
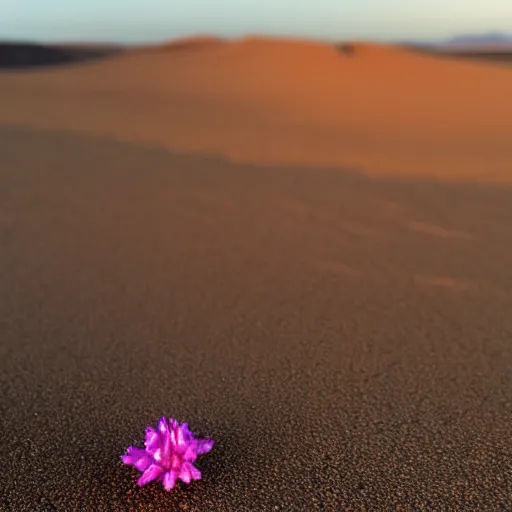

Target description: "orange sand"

left=1, top=37, right=512, bottom=182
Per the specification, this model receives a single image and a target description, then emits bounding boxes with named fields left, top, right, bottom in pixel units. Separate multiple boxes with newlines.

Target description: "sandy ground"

left=1, top=38, right=512, bottom=182
left=1, top=39, right=512, bottom=510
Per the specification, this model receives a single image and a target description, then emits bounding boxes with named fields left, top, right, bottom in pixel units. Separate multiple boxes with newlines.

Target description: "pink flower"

left=122, top=417, right=214, bottom=491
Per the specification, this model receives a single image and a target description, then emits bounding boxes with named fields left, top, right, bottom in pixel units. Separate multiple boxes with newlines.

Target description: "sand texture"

left=1, top=39, right=512, bottom=510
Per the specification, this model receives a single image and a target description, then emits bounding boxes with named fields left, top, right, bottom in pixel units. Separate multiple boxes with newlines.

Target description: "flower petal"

left=145, top=427, right=159, bottom=447
left=171, top=454, right=181, bottom=470
left=144, top=430, right=160, bottom=456
left=181, top=423, right=191, bottom=440
left=162, top=469, right=179, bottom=491
left=121, top=447, right=147, bottom=466
left=179, top=463, right=192, bottom=484
left=196, top=439, right=214, bottom=454
left=176, top=424, right=186, bottom=447
left=137, top=464, right=164, bottom=486
left=183, top=444, right=198, bottom=462
left=134, top=454, right=153, bottom=472
left=161, top=430, right=172, bottom=466
left=189, top=463, right=202, bottom=481
left=169, top=423, right=178, bottom=445
left=158, top=417, right=169, bottom=434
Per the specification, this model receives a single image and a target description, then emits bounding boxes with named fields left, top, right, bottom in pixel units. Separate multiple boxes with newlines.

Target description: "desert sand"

left=1, top=37, right=512, bottom=181
left=1, top=38, right=512, bottom=510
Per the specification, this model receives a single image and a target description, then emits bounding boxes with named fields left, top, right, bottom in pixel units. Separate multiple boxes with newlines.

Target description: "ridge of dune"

left=1, top=36, right=512, bottom=182
left=136, top=34, right=226, bottom=53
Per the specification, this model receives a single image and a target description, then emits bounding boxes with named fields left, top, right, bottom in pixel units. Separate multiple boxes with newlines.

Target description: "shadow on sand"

left=0, top=42, right=124, bottom=70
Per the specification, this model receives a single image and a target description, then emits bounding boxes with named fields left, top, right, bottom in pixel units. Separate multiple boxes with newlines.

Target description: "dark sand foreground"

left=1, top=125, right=512, bottom=510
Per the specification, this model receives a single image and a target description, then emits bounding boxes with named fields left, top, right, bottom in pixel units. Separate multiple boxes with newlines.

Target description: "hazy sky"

left=1, top=0, right=511, bottom=43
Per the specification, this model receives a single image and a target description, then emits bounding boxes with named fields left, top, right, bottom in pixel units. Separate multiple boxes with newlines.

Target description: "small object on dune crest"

left=121, top=417, right=214, bottom=491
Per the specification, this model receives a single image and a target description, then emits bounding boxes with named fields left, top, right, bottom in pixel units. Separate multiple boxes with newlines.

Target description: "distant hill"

left=406, top=32, right=512, bottom=57
left=0, top=42, right=123, bottom=70
left=445, top=32, right=512, bottom=46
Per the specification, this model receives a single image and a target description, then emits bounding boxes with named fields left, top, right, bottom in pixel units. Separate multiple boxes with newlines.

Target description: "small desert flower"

left=122, top=417, right=214, bottom=491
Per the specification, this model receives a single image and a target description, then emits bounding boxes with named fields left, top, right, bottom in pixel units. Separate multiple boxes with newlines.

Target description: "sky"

left=1, top=0, right=511, bottom=44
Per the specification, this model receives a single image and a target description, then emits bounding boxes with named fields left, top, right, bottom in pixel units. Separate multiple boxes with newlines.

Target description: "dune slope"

left=1, top=37, right=512, bottom=181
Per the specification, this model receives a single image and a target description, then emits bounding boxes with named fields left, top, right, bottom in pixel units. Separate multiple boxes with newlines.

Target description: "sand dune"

left=138, top=35, right=226, bottom=52
left=1, top=36, right=512, bottom=181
